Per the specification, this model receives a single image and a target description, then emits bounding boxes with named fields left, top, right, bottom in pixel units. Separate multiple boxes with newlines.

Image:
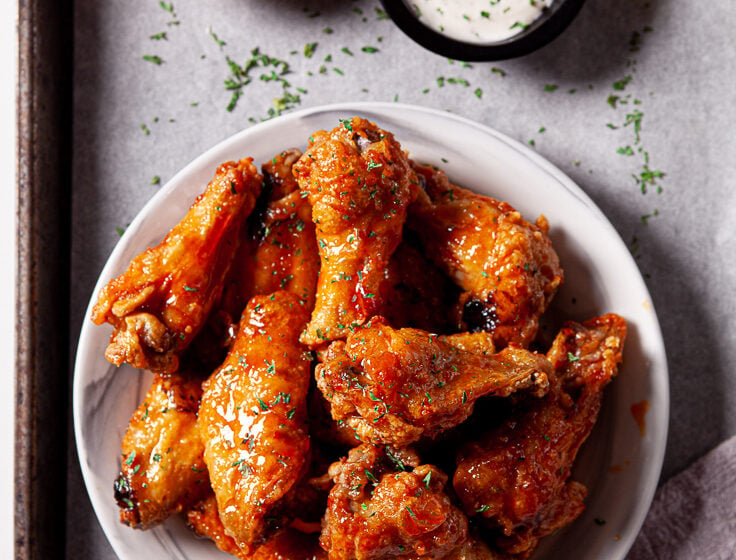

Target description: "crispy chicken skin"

left=198, top=291, right=312, bottom=552
left=92, top=158, right=263, bottom=373
left=453, top=314, right=626, bottom=558
left=187, top=493, right=326, bottom=560
left=98, top=124, right=622, bottom=559
left=293, top=117, right=418, bottom=347
left=316, top=317, right=551, bottom=447
left=240, top=188, right=319, bottom=309
left=407, top=163, right=563, bottom=348
left=263, top=148, right=303, bottom=201
left=219, top=149, right=318, bottom=320
left=379, top=240, right=460, bottom=334
left=114, top=371, right=209, bottom=528
left=322, top=444, right=469, bottom=560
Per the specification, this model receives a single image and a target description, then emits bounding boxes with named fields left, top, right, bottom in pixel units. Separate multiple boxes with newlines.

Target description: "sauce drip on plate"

left=630, top=400, right=650, bottom=437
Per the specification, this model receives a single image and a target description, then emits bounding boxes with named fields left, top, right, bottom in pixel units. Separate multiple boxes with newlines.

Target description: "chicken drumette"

left=408, top=163, right=563, bottom=348
left=293, top=117, right=418, bottom=347
left=453, top=314, right=626, bottom=558
left=321, top=444, right=470, bottom=560
left=92, top=158, right=263, bottom=373
left=316, top=317, right=551, bottom=447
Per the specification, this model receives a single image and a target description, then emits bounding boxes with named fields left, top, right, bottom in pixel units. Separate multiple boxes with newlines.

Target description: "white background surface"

left=0, top=0, right=17, bottom=557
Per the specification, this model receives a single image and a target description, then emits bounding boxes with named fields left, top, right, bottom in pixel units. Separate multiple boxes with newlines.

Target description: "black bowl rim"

left=380, top=0, right=587, bottom=61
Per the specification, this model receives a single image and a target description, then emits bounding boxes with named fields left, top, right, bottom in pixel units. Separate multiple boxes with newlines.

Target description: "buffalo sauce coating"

left=316, top=316, right=551, bottom=447
left=187, top=493, right=326, bottom=560
left=240, top=188, right=319, bottom=310
left=293, top=116, right=418, bottom=348
left=92, top=158, right=263, bottom=373
left=378, top=239, right=461, bottom=334
left=453, top=314, right=626, bottom=557
left=321, top=444, right=468, bottom=560
left=197, top=291, right=311, bottom=553
left=408, top=162, right=562, bottom=349
left=115, top=371, right=208, bottom=528
left=219, top=149, right=319, bottom=320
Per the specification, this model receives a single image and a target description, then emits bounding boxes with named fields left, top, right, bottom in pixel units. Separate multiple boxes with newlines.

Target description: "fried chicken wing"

left=293, top=117, right=418, bottom=347
left=408, top=163, right=563, bottom=348
left=218, top=149, right=318, bottom=319
left=187, top=493, right=326, bottom=560
left=379, top=239, right=460, bottom=333
left=453, top=314, right=626, bottom=557
left=92, top=158, right=263, bottom=373
left=263, top=148, right=303, bottom=200
left=198, top=291, right=312, bottom=552
left=322, top=444, right=469, bottom=560
left=240, top=188, right=319, bottom=309
left=316, top=317, right=551, bottom=447
left=113, top=371, right=208, bottom=528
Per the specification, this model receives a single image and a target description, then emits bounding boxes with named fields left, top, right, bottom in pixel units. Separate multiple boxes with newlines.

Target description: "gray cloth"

left=627, top=435, right=736, bottom=560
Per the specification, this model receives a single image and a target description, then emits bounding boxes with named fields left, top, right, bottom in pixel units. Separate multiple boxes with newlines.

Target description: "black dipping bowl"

left=380, top=0, right=586, bottom=61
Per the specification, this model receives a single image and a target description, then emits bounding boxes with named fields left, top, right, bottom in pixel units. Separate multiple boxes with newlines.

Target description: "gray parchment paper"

left=69, top=0, right=736, bottom=557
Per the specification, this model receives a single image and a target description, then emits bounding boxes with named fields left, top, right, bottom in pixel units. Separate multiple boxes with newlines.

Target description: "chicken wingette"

left=92, top=158, right=263, bottom=373
left=453, top=314, right=626, bottom=558
left=198, top=291, right=312, bottom=553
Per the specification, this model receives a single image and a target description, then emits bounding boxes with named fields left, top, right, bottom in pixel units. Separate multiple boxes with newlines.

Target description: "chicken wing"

left=293, top=117, right=418, bottom=347
left=218, top=149, right=318, bottom=318
left=453, top=314, right=626, bottom=557
left=113, top=371, right=209, bottom=528
left=239, top=188, right=319, bottom=309
left=187, top=493, right=326, bottom=560
left=197, top=291, right=312, bottom=552
left=321, top=444, right=469, bottom=560
left=92, top=158, right=263, bottom=373
left=262, top=148, right=303, bottom=200
left=379, top=239, right=460, bottom=334
left=316, top=317, right=551, bottom=447
left=407, top=163, right=563, bottom=348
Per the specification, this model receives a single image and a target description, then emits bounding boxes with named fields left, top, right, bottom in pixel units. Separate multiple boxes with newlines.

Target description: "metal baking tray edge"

left=16, top=0, right=73, bottom=557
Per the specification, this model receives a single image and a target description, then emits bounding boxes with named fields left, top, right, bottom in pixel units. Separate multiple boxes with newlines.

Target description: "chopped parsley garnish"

left=142, top=54, right=164, bottom=65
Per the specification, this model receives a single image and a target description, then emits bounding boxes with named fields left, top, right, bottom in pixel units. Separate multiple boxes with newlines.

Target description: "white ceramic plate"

left=74, top=102, right=668, bottom=560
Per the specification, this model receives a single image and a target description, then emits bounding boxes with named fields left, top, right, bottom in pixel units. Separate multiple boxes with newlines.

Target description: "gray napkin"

left=626, top=435, right=736, bottom=560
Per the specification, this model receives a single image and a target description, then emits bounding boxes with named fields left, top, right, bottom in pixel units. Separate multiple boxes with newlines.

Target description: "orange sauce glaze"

left=630, top=400, right=650, bottom=437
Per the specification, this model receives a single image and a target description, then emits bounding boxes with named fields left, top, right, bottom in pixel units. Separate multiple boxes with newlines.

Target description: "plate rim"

left=73, top=101, right=669, bottom=560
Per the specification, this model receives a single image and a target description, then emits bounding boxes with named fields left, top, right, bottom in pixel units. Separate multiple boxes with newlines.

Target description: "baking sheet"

left=16, top=0, right=73, bottom=558
left=59, top=0, right=736, bottom=558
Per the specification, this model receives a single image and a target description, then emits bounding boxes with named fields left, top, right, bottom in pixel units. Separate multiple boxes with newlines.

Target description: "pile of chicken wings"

left=93, top=117, right=626, bottom=560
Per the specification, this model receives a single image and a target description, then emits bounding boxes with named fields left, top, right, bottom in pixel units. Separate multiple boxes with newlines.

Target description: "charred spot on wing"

left=262, top=148, right=301, bottom=194
left=415, top=171, right=427, bottom=191
left=352, top=128, right=381, bottom=152
left=462, top=297, right=500, bottom=334
left=114, top=472, right=139, bottom=524
left=248, top=181, right=274, bottom=242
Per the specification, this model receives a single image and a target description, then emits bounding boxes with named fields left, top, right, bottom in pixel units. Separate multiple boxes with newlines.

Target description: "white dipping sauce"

left=408, top=0, right=555, bottom=44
